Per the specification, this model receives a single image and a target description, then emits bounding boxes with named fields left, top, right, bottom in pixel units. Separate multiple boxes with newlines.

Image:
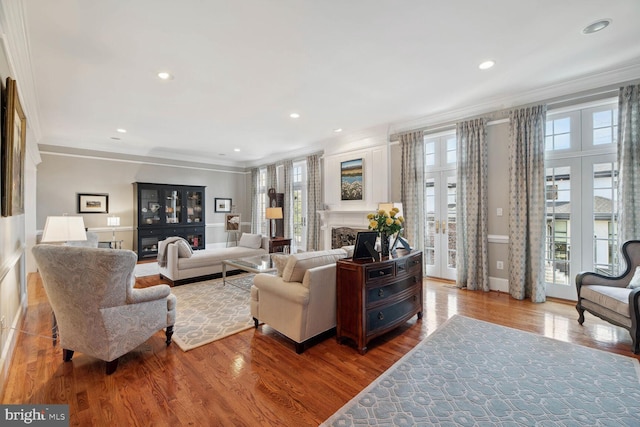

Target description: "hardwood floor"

left=2, top=272, right=638, bottom=426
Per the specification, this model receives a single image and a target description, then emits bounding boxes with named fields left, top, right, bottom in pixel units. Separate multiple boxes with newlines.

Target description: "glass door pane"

left=424, top=177, right=436, bottom=269
left=140, top=188, right=161, bottom=225
left=545, top=166, right=572, bottom=287
left=165, top=190, right=182, bottom=224
left=592, top=161, right=618, bottom=275
left=186, top=190, right=203, bottom=224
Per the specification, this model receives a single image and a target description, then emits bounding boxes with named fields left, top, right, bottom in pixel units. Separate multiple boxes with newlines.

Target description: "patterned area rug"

left=134, top=262, right=159, bottom=277
left=322, top=315, right=640, bottom=426
left=169, top=274, right=255, bottom=351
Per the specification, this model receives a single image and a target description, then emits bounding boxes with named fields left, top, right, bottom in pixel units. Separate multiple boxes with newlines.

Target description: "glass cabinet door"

left=186, top=190, right=204, bottom=224
left=165, top=190, right=182, bottom=224
left=140, top=188, right=162, bottom=225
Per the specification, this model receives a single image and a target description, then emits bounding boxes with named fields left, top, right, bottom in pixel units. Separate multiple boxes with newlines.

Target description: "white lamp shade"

left=378, top=202, right=403, bottom=219
left=107, top=216, right=121, bottom=227
left=265, top=207, right=283, bottom=219
left=41, top=216, right=87, bottom=243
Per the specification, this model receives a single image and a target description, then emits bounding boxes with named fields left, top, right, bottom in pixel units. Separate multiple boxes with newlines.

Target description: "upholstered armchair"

left=32, top=245, right=177, bottom=374
left=576, top=240, right=640, bottom=353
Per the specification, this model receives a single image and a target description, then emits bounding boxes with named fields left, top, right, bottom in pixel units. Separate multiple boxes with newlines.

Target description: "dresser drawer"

left=396, top=253, right=422, bottom=278
left=366, top=275, right=420, bottom=304
left=366, top=292, right=421, bottom=333
left=365, top=264, right=394, bottom=282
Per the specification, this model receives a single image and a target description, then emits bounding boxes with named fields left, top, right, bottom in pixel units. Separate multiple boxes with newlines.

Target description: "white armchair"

left=250, top=249, right=347, bottom=353
left=32, top=244, right=177, bottom=374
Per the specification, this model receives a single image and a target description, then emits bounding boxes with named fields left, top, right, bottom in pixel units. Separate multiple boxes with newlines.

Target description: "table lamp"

left=265, top=207, right=283, bottom=238
left=41, top=216, right=87, bottom=243
left=107, top=216, right=120, bottom=241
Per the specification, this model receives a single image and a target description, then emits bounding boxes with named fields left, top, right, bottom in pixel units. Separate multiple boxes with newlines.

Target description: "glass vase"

left=380, top=231, right=391, bottom=258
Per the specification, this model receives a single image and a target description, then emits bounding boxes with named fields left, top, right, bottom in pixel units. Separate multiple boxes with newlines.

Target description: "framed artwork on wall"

left=215, top=197, right=232, bottom=212
left=225, top=213, right=241, bottom=231
left=77, top=193, right=109, bottom=213
left=1, top=77, right=27, bottom=217
left=340, top=158, right=364, bottom=201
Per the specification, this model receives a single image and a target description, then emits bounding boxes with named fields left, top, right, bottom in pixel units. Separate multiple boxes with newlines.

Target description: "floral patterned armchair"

left=32, top=244, right=176, bottom=374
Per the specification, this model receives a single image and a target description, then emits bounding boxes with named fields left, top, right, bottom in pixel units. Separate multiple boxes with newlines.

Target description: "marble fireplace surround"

left=318, top=210, right=370, bottom=250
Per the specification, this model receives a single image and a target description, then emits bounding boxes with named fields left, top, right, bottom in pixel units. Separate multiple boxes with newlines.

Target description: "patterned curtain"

left=508, top=105, right=547, bottom=302
left=306, top=153, right=322, bottom=251
left=456, top=118, right=489, bottom=291
left=250, top=168, right=259, bottom=233
left=400, top=131, right=425, bottom=260
left=282, top=160, right=294, bottom=241
left=266, top=164, right=277, bottom=195
left=617, top=84, right=640, bottom=245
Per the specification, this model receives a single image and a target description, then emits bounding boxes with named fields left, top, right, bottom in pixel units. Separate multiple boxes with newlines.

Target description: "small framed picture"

left=215, top=198, right=232, bottom=213
left=225, top=213, right=241, bottom=231
left=77, top=193, right=109, bottom=214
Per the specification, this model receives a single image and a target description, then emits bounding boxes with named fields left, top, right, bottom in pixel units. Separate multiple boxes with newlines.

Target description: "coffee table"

left=222, top=254, right=276, bottom=285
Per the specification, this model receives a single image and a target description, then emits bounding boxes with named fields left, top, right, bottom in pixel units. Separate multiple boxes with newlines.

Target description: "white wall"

left=36, top=153, right=250, bottom=255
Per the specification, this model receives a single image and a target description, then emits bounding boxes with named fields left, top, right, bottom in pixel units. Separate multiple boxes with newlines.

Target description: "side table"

left=269, top=237, right=291, bottom=253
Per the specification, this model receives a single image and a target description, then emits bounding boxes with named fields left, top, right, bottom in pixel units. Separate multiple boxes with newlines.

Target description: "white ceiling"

left=13, top=0, right=640, bottom=167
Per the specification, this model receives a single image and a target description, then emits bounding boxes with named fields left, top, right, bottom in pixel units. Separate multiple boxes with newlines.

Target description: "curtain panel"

left=508, top=105, right=547, bottom=302
left=400, top=131, right=425, bottom=259
left=455, top=118, right=489, bottom=291
left=306, top=154, right=322, bottom=251
left=250, top=168, right=259, bottom=233
left=617, top=84, right=640, bottom=245
left=281, top=160, right=294, bottom=241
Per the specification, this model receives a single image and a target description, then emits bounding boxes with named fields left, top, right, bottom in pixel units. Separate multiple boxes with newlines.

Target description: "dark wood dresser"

left=336, top=250, right=423, bottom=354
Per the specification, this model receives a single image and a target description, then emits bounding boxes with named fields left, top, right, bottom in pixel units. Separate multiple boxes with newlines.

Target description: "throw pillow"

left=238, top=233, right=262, bottom=249
left=176, top=239, right=193, bottom=258
left=272, top=254, right=289, bottom=277
left=627, top=266, right=640, bottom=289
left=282, top=249, right=348, bottom=283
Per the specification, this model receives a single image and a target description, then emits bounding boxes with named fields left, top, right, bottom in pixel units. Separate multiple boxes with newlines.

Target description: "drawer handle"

left=377, top=312, right=384, bottom=320
left=378, top=289, right=384, bottom=297
left=379, top=271, right=385, bottom=276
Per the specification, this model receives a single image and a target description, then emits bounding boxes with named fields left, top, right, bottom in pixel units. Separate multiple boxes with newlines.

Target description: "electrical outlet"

left=497, top=261, right=504, bottom=270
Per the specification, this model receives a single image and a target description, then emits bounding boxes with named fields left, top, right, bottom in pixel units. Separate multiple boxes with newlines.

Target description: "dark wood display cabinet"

left=133, top=182, right=206, bottom=260
left=336, top=250, right=423, bottom=354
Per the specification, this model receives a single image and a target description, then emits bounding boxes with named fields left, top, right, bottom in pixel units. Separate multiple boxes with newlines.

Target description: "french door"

left=424, top=169, right=457, bottom=280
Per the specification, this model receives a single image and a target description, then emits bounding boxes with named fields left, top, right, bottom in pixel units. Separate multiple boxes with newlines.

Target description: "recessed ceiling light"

left=116, top=128, right=127, bottom=133
left=289, top=113, right=300, bottom=119
left=478, top=60, right=495, bottom=70
left=234, top=148, right=241, bottom=152
left=582, top=19, right=611, bottom=34
left=334, top=128, right=343, bottom=133
left=157, top=71, right=173, bottom=80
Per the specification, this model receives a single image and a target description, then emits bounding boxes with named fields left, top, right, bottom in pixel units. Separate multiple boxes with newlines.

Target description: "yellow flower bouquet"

left=367, top=207, right=404, bottom=236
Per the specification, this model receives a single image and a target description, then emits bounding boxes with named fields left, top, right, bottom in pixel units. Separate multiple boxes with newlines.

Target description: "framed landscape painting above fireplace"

left=340, top=158, right=363, bottom=201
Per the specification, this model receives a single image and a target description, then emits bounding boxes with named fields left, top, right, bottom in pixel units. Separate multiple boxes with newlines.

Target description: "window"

left=544, top=98, right=618, bottom=299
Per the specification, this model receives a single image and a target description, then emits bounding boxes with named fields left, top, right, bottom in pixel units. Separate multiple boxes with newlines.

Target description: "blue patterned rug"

left=322, top=315, right=640, bottom=426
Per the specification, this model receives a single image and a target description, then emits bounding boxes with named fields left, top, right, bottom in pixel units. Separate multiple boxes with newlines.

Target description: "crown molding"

left=0, top=0, right=42, bottom=144
left=388, top=62, right=640, bottom=136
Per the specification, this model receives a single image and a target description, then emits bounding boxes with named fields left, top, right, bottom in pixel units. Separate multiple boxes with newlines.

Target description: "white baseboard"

left=489, top=276, right=509, bottom=293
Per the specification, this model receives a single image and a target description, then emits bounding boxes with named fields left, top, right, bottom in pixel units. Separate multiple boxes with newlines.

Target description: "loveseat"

left=250, top=248, right=348, bottom=353
left=158, top=233, right=269, bottom=285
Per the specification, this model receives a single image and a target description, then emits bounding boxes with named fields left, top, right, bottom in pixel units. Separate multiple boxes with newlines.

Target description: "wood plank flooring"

left=2, top=272, right=638, bottom=426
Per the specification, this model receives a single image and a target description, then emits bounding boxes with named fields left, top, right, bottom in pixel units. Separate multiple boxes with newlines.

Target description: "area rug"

left=134, top=262, right=159, bottom=277
left=169, top=274, right=255, bottom=351
left=321, top=315, right=640, bottom=426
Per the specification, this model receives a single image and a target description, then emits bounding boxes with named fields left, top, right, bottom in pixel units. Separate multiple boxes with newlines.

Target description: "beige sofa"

left=250, top=249, right=348, bottom=353
left=158, top=233, right=269, bottom=285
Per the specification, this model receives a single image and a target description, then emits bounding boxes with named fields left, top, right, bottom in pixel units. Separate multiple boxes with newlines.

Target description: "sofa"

left=250, top=248, right=348, bottom=353
left=158, top=233, right=269, bottom=285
